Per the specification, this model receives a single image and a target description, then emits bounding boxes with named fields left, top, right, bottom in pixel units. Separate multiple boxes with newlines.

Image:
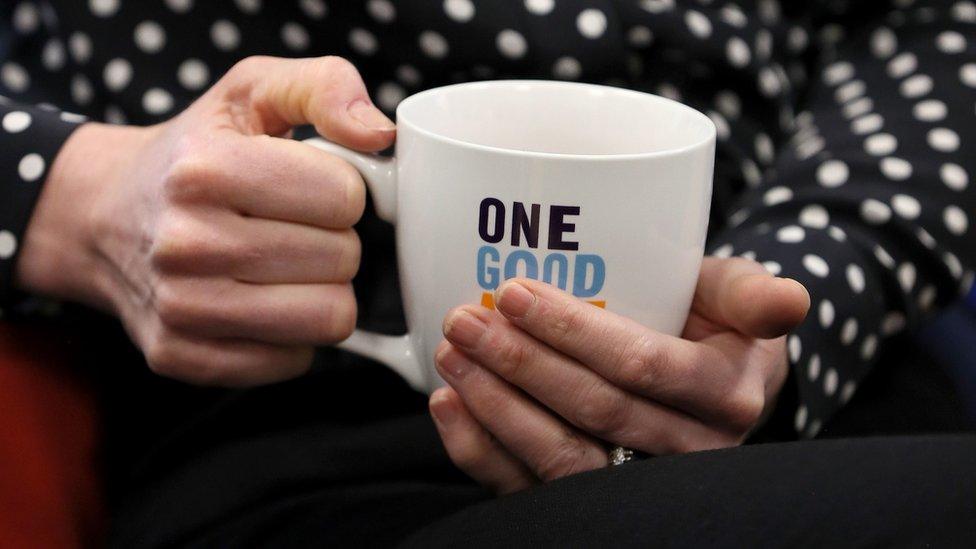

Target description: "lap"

left=401, top=336, right=975, bottom=547
left=102, top=333, right=973, bottom=547
left=401, top=434, right=976, bottom=548
left=108, top=411, right=490, bottom=548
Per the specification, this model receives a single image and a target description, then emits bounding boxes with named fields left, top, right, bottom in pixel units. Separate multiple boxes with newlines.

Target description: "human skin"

left=430, top=259, right=809, bottom=494
left=16, top=55, right=395, bottom=386
left=14, top=56, right=808, bottom=487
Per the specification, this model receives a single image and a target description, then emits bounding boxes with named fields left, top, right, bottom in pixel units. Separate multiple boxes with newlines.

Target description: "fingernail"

left=435, top=344, right=474, bottom=380
left=443, top=310, right=486, bottom=349
left=495, top=281, right=535, bottom=318
left=348, top=100, right=396, bottom=131
left=429, top=390, right=456, bottom=426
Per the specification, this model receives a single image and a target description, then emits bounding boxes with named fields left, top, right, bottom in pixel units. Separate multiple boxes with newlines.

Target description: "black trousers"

left=82, top=314, right=973, bottom=548
left=402, top=435, right=976, bottom=548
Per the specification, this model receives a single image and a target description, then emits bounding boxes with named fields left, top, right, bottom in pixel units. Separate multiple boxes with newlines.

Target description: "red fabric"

left=0, top=323, right=104, bottom=549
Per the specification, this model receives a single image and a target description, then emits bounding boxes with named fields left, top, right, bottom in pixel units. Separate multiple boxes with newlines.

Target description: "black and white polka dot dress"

left=1, top=0, right=973, bottom=438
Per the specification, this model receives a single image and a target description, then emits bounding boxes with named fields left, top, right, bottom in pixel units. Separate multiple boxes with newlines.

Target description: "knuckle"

left=318, top=55, right=358, bottom=78
left=150, top=215, right=189, bottom=271
left=320, top=286, right=357, bottom=342
left=144, top=339, right=174, bottom=377
left=663, top=435, right=693, bottom=455
left=143, top=327, right=246, bottom=388
left=466, top=383, right=512, bottom=427
left=449, top=440, right=489, bottom=473
left=150, top=214, right=206, bottom=271
left=224, top=238, right=262, bottom=268
left=153, top=278, right=195, bottom=328
left=573, top=381, right=631, bottom=437
left=722, top=386, right=766, bottom=432
left=162, top=148, right=218, bottom=203
left=536, top=434, right=596, bottom=482
left=227, top=55, right=274, bottom=79
left=613, top=335, right=662, bottom=390
left=667, top=434, right=706, bottom=455
left=329, top=160, right=366, bottom=227
left=725, top=256, right=760, bottom=271
left=547, top=301, right=588, bottom=345
left=305, top=56, right=365, bottom=101
left=143, top=330, right=184, bottom=379
left=331, top=230, right=362, bottom=280
left=493, top=335, right=532, bottom=379
left=152, top=216, right=259, bottom=275
left=434, top=340, right=454, bottom=368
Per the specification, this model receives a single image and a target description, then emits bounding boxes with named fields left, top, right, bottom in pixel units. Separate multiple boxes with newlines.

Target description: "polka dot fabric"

left=0, top=102, right=81, bottom=303
left=704, top=1, right=975, bottom=437
left=1, top=1, right=973, bottom=438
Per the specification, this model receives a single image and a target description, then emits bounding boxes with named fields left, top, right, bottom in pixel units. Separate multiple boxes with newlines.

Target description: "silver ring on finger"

left=608, top=446, right=636, bottom=466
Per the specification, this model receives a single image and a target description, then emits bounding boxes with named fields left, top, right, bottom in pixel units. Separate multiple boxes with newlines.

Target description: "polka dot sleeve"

left=2, top=0, right=92, bottom=308
left=0, top=0, right=970, bottom=437
left=346, top=1, right=972, bottom=438
left=1, top=1, right=85, bottom=306
left=0, top=100, right=81, bottom=304
left=707, top=4, right=975, bottom=437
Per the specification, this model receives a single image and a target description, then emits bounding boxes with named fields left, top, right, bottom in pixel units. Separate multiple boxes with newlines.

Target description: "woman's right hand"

left=15, top=56, right=395, bottom=386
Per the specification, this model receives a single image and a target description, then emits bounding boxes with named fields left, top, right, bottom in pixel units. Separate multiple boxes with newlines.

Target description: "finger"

left=167, top=134, right=366, bottom=229
left=489, top=279, right=754, bottom=425
left=429, top=387, right=537, bottom=494
left=693, top=257, right=810, bottom=339
left=699, top=331, right=791, bottom=406
left=218, top=56, right=395, bottom=151
left=444, top=306, right=747, bottom=449
left=153, top=208, right=360, bottom=284
left=154, top=278, right=356, bottom=345
left=434, top=342, right=609, bottom=482
left=143, top=325, right=314, bottom=387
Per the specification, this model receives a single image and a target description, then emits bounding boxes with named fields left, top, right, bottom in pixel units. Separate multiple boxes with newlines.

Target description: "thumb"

left=217, top=55, right=396, bottom=151
left=694, top=257, right=811, bottom=339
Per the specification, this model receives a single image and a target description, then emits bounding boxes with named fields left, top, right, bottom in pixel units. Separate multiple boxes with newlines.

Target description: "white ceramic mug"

left=305, top=80, right=715, bottom=394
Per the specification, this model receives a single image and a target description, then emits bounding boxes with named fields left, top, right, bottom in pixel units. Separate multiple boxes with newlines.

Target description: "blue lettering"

left=572, top=254, right=605, bottom=298
left=477, top=245, right=501, bottom=290
left=504, top=250, right=539, bottom=280
left=542, top=254, right=569, bottom=291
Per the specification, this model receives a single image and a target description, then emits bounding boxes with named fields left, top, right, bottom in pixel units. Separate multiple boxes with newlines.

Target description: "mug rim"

left=394, top=80, right=716, bottom=161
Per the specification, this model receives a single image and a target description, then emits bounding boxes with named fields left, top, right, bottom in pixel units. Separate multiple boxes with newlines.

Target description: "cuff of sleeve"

left=708, top=221, right=890, bottom=440
left=0, top=104, right=84, bottom=308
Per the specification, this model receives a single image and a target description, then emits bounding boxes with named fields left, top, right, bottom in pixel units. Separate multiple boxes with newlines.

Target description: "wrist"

left=14, top=122, right=154, bottom=311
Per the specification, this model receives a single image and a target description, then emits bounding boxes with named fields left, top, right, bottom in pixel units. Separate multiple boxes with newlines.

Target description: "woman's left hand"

left=429, top=257, right=810, bottom=494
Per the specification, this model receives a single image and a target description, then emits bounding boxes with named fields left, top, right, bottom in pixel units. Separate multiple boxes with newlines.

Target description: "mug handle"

left=303, top=137, right=427, bottom=393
